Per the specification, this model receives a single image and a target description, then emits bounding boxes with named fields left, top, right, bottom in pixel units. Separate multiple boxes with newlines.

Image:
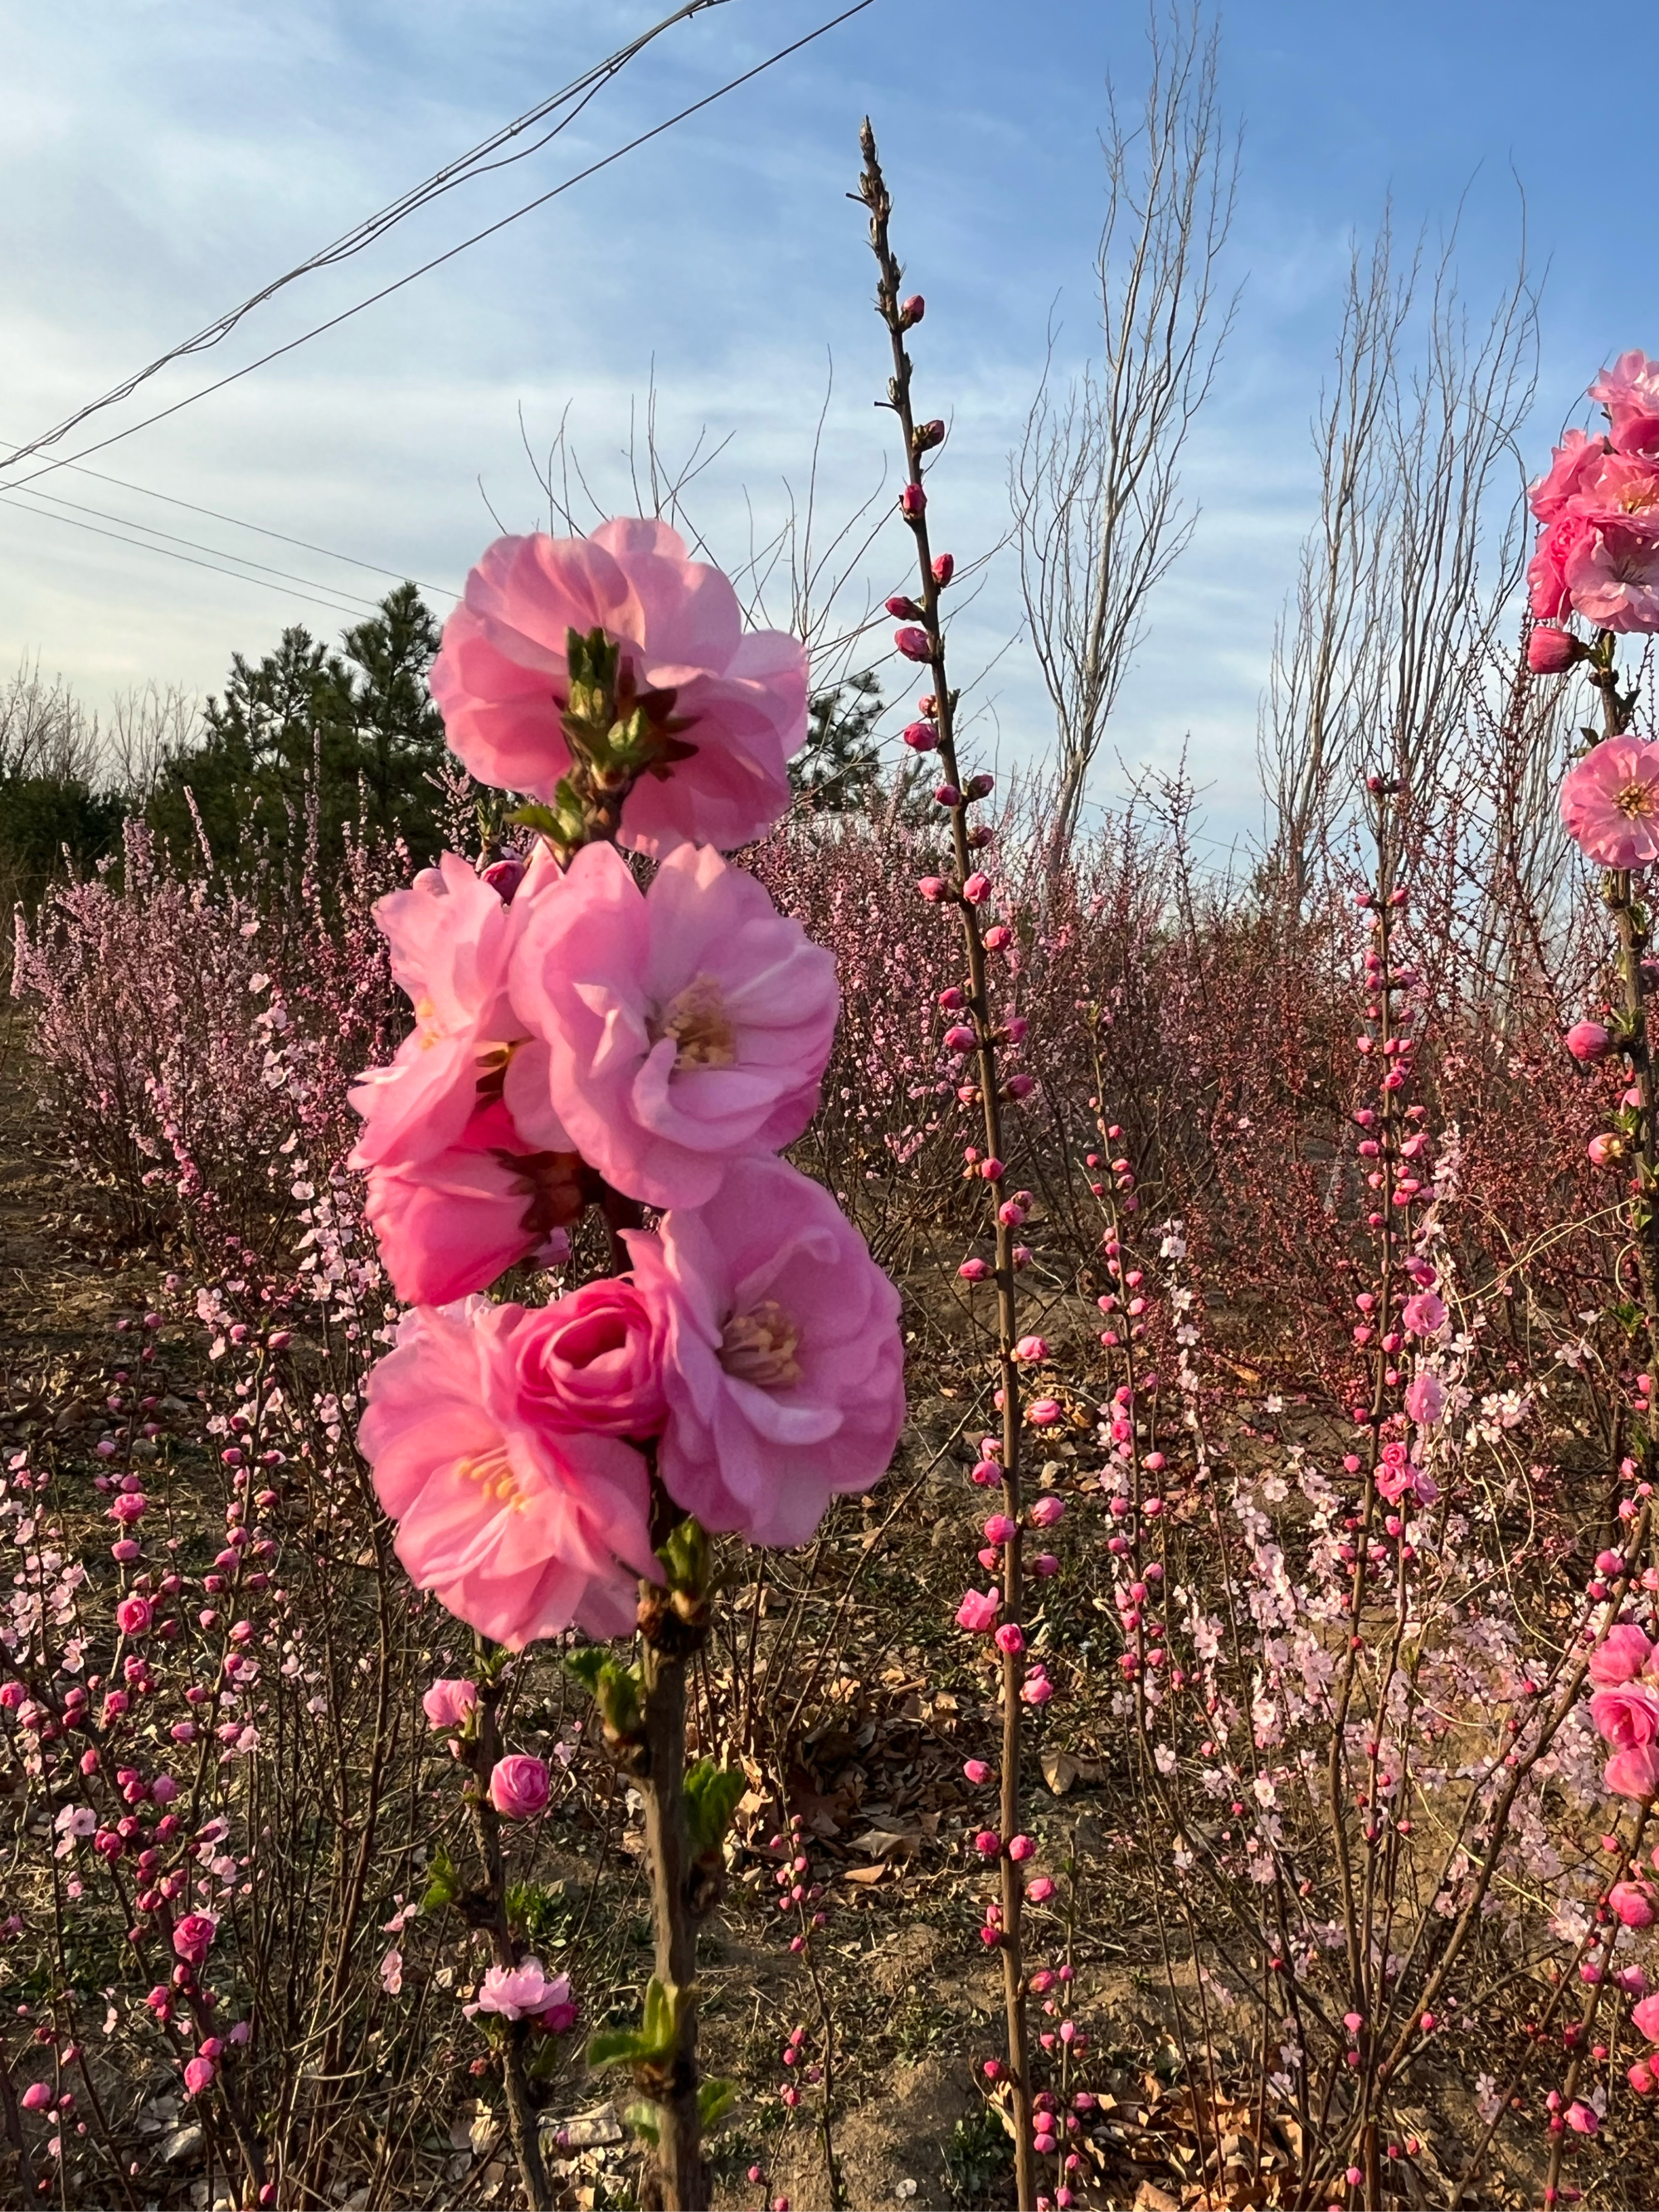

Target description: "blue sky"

left=0, top=0, right=1635, bottom=853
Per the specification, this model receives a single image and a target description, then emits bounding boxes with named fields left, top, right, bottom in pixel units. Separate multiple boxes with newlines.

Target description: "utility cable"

left=1, top=2, right=876, bottom=494
left=0, top=0, right=734, bottom=473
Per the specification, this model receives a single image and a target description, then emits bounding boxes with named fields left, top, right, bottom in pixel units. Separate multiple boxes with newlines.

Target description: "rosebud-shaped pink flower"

left=1613, top=1879, right=1658, bottom=1928
left=973, top=1830, right=1000, bottom=1856
left=1007, top=1834, right=1034, bottom=1861
left=902, top=720, right=938, bottom=751
left=1026, top=1875, right=1056, bottom=1903
left=958, top=1257, right=991, bottom=1282
left=944, top=1025, right=976, bottom=1054
left=1589, top=1622, right=1654, bottom=1687
left=1629, top=2059, right=1657, bottom=2096
left=1592, top=1680, right=1659, bottom=1751
left=1029, top=1495, right=1065, bottom=1529
left=956, top=1589, right=1000, bottom=1633
left=421, top=1677, right=479, bottom=1731
left=151, top=1774, right=178, bottom=1805
left=917, top=876, right=947, bottom=902
left=114, top=1595, right=153, bottom=1636
left=1014, top=1335, right=1048, bottom=1363
left=932, top=552, right=955, bottom=586
left=488, top=1755, right=551, bottom=1821
left=964, top=1759, right=990, bottom=1784
left=21, top=2082, right=51, bottom=2112
left=995, top=1622, right=1025, bottom=1655
left=900, top=294, right=925, bottom=326
left=895, top=625, right=932, bottom=660
left=1527, top=625, right=1579, bottom=674
left=1565, top=2101, right=1598, bottom=2136
left=1401, top=1291, right=1446, bottom=1339
left=173, top=1913, right=217, bottom=1966
left=961, top=872, right=991, bottom=905
left=983, top=1514, right=1017, bottom=1546
left=1607, top=1743, right=1659, bottom=1800
left=1026, top=1398, right=1063, bottom=1427
left=183, top=2056, right=216, bottom=2096
left=1567, top=1018, right=1613, bottom=1063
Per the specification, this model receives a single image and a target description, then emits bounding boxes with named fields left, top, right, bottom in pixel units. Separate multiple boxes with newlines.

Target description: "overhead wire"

left=1, top=0, right=876, bottom=492
left=0, top=0, right=734, bottom=473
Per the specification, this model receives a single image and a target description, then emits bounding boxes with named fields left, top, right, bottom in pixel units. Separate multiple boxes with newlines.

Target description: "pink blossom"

left=473, top=1957, right=569, bottom=2023
left=1634, top=1991, right=1659, bottom=2042
left=431, top=523, right=804, bottom=853
left=1590, top=1680, right=1659, bottom=1751
left=1589, top=1623, right=1654, bottom=1687
left=1566, top=1019, right=1613, bottom=1063
left=358, top=1300, right=654, bottom=1647
left=1029, top=1495, right=1066, bottom=1528
left=114, top=1595, right=153, bottom=1636
left=349, top=850, right=559, bottom=1174
left=1529, top=427, right=1612, bottom=522
left=1591, top=351, right=1659, bottom=455
left=421, top=1678, right=479, bottom=1730
left=995, top=1622, right=1025, bottom=1656
left=20, top=2082, right=51, bottom=2112
left=956, top=1589, right=1000, bottom=1632
left=504, top=1276, right=667, bottom=1439
left=183, top=2056, right=216, bottom=2096
left=508, top=839, right=837, bottom=1209
left=1026, top=1398, right=1063, bottom=1427
left=1403, top=1371, right=1445, bottom=1428
left=1401, top=1291, right=1446, bottom=1338
left=1560, top=735, right=1659, bottom=868
left=172, top=1912, right=217, bottom=1966
left=1565, top=2101, right=1599, bottom=2137
left=363, top=1100, right=583, bottom=1306
left=1014, top=1335, right=1048, bottom=1362
left=1606, top=1743, right=1659, bottom=1801
left=488, top=1755, right=551, bottom=1820
left=1526, top=625, right=1578, bottom=674
left=623, top=1155, right=904, bottom=1547
left=1564, top=512, right=1659, bottom=632
left=1612, top=1879, right=1657, bottom=1928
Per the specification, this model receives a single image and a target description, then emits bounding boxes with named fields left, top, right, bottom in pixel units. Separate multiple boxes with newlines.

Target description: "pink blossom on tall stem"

left=1592, top=1680, right=1659, bottom=1752
left=1590, top=351, right=1659, bottom=456
left=1566, top=1019, right=1613, bottom=1063
left=173, top=1912, right=217, bottom=1966
left=506, top=1275, right=668, bottom=1437
left=1589, top=1623, right=1655, bottom=1687
left=358, top=1300, right=655, bottom=1646
left=348, top=849, right=559, bottom=1170
left=488, top=1755, right=551, bottom=1820
left=507, top=839, right=839, bottom=1208
left=429, top=523, right=805, bottom=854
left=1559, top=735, right=1659, bottom=868
left=624, top=1155, right=904, bottom=1546
left=421, top=1678, right=478, bottom=1729
left=472, top=1959, right=570, bottom=2022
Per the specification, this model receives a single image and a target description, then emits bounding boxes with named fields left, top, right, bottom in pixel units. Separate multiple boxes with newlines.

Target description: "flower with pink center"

left=1591, top=351, right=1659, bottom=456
left=504, top=1275, right=667, bottom=1438
left=1591, top=1680, right=1659, bottom=1753
left=508, top=839, right=838, bottom=1209
left=1589, top=1622, right=1654, bottom=1688
left=358, top=1300, right=654, bottom=1647
left=173, top=1912, right=217, bottom=1966
left=115, top=1595, right=153, bottom=1636
left=623, top=1156, right=903, bottom=1546
left=1560, top=735, right=1659, bottom=868
left=421, top=1677, right=479, bottom=1730
left=349, top=849, right=560, bottom=1173
left=362, top=1099, right=584, bottom=1306
left=488, top=1755, right=551, bottom=1820
left=429, top=523, right=805, bottom=854
left=473, top=1958, right=570, bottom=2023
left=1401, top=1290, right=1446, bottom=1339
left=956, top=1589, right=1000, bottom=1632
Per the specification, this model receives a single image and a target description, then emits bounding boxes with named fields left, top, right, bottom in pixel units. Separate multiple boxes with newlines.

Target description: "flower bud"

left=1566, top=1019, right=1612, bottom=1063
left=899, top=484, right=927, bottom=520
left=932, top=552, right=955, bottom=586
left=902, top=720, right=938, bottom=751
left=1527, top=625, right=1579, bottom=674
left=894, top=625, right=932, bottom=661
left=899, top=294, right=925, bottom=327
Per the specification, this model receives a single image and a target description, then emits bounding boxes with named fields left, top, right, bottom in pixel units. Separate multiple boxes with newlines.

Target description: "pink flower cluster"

left=354, top=526, right=906, bottom=1646
left=1588, top=1622, right=1659, bottom=1800
left=1529, top=352, right=1659, bottom=636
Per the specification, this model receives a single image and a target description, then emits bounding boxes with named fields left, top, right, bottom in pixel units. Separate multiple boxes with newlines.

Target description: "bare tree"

left=1260, top=201, right=1539, bottom=899
left=1012, top=3, right=1238, bottom=854
left=106, top=679, right=198, bottom=805
left=0, top=655, right=101, bottom=784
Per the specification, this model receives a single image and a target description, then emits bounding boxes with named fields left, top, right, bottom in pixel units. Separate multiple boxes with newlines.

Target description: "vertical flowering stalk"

left=854, top=120, right=1035, bottom=2205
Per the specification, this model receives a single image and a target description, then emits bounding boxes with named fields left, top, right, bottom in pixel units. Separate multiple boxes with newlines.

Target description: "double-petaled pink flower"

left=429, top=522, right=805, bottom=854
left=471, top=1957, right=570, bottom=2023
left=1589, top=1622, right=1655, bottom=1687
left=1560, top=735, right=1659, bottom=868
left=358, top=1300, right=655, bottom=1647
left=508, top=839, right=838, bottom=1208
left=624, top=1155, right=904, bottom=1547
left=1528, top=362, right=1659, bottom=630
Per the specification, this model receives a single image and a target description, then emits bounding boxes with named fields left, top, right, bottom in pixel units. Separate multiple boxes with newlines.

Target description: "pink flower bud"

left=21, top=2083, right=51, bottom=2112
left=995, top=1622, right=1026, bottom=1655
left=1032, top=1552, right=1059, bottom=1578
left=956, top=1588, right=1000, bottom=1632
left=885, top=595, right=923, bottom=620
left=973, top=1830, right=1001, bottom=1856
left=958, top=1257, right=992, bottom=1283
left=917, top=876, right=947, bottom=902
left=983, top=924, right=1012, bottom=950
left=1026, top=1875, right=1056, bottom=1903
left=1014, top=1335, right=1049, bottom=1363
left=899, top=485, right=927, bottom=520
left=1007, top=1834, right=1034, bottom=1861
left=902, top=720, right=939, bottom=751
left=894, top=623, right=932, bottom=659
left=1527, top=625, right=1578, bottom=674
left=899, top=294, right=925, bottom=326
left=1029, top=1495, right=1065, bottom=1528
left=115, top=1596, right=153, bottom=1636
left=984, top=1514, right=1018, bottom=1545
left=488, top=1756, right=551, bottom=1821
left=1026, top=1398, right=1063, bottom=1427
left=932, top=552, right=955, bottom=586
left=1567, top=1019, right=1613, bottom=1062
left=963, top=1759, right=990, bottom=1784
left=962, top=871, right=992, bottom=904
left=944, top=1025, right=976, bottom=1054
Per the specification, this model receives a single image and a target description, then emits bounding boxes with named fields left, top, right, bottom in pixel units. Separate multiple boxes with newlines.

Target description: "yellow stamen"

left=719, top=1300, right=802, bottom=1388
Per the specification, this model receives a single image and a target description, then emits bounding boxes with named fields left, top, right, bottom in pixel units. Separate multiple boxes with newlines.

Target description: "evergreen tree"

left=789, top=669, right=884, bottom=814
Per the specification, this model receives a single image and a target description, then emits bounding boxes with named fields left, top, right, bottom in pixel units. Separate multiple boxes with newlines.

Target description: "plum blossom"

left=1589, top=1623, right=1654, bottom=1688
left=508, top=839, right=838, bottom=1208
left=470, top=1957, right=570, bottom=2023
left=1591, top=351, right=1659, bottom=457
left=421, top=1678, right=478, bottom=1730
left=429, top=523, right=805, bottom=853
left=1404, top=1370, right=1446, bottom=1428
left=1560, top=736, right=1659, bottom=868
left=358, top=1300, right=655, bottom=1647
left=488, top=1755, right=551, bottom=1820
left=504, top=1275, right=667, bottom=1439
left=624, top=1155, right=904, bottom=1547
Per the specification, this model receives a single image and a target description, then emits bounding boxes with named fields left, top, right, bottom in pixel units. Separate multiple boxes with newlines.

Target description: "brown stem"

left=469, top=1668, right=551, bottom=2212
left=635, top=1612, right=708, bottom=2212
left=855, top=116, right=1034, bottom=2206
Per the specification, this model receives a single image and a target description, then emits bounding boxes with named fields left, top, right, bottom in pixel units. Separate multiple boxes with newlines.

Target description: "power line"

left=4, top=480, right=387, bottom=613
left=0, top=0, right=734, bottom=474
left=2, top=1, right=877, bottom=494
left=0, top=491, right=374, bottom=621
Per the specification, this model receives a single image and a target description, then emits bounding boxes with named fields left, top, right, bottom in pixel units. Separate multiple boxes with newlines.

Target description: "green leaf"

left=564, top=1646, right=611, bottom=1694
left=621, top=2099, right=659, bottom=2146
left=684, top=1760, right=747, bottom=1860
left=586, top=2026, right=653, bottom=2069
left=698, top=2078, right=737, bottom=2132
left=655, top=1515, right=710, bottom=1600
left=420, top=1842, right=460, bottom=1914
